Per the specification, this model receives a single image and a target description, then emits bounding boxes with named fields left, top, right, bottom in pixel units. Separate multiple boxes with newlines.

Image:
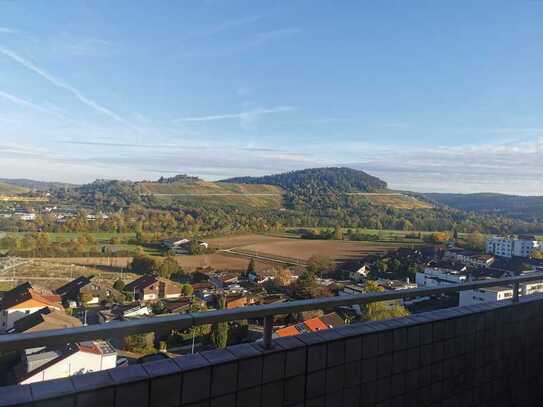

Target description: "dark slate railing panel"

left=2, top=294, right=543, bottom=406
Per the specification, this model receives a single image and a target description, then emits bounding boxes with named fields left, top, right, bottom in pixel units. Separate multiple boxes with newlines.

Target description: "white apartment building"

left=513, top=236, right=540, bottom=257
left=486, top=235, right=540, bottom=258
left=416, top=264, right=468, bottom=288
left=459, top=286, right=513, bottom=306
left=459, top=280, right=543, bottom=306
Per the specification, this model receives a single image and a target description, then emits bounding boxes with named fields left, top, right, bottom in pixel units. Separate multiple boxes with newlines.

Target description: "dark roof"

left=10, top=307, right=81, bottom=334
left=0, top=282, right=32, bottom=308
left=320, top=312, right=345, bottom=329
left=54, top=275, right=94, bottom=298
left=9, top=308, right=50, bottom=333
left=0, top=283, right=60, bottom=310
left=340, top=260, right=371, bottom=272
left=164, top=300, right=191, bottom=313
left=125, top=275, right=159, bottom=291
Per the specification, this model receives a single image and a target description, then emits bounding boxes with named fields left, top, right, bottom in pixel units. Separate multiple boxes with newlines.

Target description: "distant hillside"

left=223, top=167, right=387, bottom=193
left=137, top=179, right=284, bottom=209
left=0, top=181, right=29, bottom=194
left=223, top=167, right=389, bottom=210
left=9, top=168, right=543, bottom=234
left=54, top=180, right=143, bottom=210
left=425, top=193, right=543, bottom=222
left=0, top=178, right=75, bottom=191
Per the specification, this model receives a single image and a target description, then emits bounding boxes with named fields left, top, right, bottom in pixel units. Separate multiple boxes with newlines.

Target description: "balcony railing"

left=1, top=272, right=542, bottom=352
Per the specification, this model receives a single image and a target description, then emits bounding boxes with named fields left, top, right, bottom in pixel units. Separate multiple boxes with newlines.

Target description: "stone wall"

left=2, top=294, right=543, bottom=407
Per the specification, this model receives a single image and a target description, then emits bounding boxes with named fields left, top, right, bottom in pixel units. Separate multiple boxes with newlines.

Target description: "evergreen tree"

left=247, top=258, right=256, bottom=274
left=210, top=294, right=229, bottom=348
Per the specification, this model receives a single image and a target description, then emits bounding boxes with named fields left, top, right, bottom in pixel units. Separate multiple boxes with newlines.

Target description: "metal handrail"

left=1, top=272, right=542, bottom=352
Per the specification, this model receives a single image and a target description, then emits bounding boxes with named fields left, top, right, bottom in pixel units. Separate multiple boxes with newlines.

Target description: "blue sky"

left=1, top=1, right=543, bottom=194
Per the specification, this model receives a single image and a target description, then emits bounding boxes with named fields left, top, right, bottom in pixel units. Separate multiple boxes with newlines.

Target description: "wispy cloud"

left=0, top=46, right=141, bottom=133
left=0, top=27, right=18, bottom=34
left=0, top=90, right=55, bottom=115
left=174, top=106, right=295, bottom=126
left=347, top=136, right=543, bottom=195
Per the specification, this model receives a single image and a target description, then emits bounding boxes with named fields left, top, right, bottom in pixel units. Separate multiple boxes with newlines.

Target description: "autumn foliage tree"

left=362, top=280, right=409, bottom=321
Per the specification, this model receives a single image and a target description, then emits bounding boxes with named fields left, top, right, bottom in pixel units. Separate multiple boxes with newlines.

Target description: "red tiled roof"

left=275, top=325, right=301, bottom=337
left=304, top=317, right=328, bottom=332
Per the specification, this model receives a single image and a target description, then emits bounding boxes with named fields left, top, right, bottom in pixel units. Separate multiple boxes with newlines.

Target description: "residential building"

left=209, top=272, right=239, bottom=289
left=247, top=269, right=276, bottom=284
left=124, top=275, right=182, bottom=301
left=8, top=307, right=81, bottom=334
left=98, top=302, right=151, bottom=323
left=163, top=299, right=192, bottom=314
left=459, top=286, right=514, bottom=306
left=0, top=283, right=63, bottom=332
left=16, top=341, right=117, bottom=384
left=191, top=282, right=214, bottom=301
left=162, top=238, right=208, bottom=255
left=445, top=249, right=495, bottom=268
left=416, top=262, right=468, bottom=288
left=348, top=264, right=371, bottom=283
left=486, top=235, right=541, bottom=258
left=274, top=312, right=345, bottom=338
left=376, top=278, right=417, bottom=291
left=79, top=281, right=124, bottom=305
left=486, top=236, right=514, bottom=258
left=224, top=295, right=254, bottom=309
left=513, top=235, right=541, bottom=257
left=54, top=276, right=94, bottom=303
left=459, top=279, right=543, bottom=306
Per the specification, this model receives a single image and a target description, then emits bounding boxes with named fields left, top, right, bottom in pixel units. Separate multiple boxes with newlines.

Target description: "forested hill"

left=425, top=193, right=543, bottom=222
left=222, top=167, right=388, bottom=211
left=222, top=167, right=387, bottom=193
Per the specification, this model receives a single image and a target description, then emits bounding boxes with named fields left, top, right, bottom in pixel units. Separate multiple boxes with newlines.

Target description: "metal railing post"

left=513, top=281, right=520, bottom=303
left=263, top=315, right=273, bottom=349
